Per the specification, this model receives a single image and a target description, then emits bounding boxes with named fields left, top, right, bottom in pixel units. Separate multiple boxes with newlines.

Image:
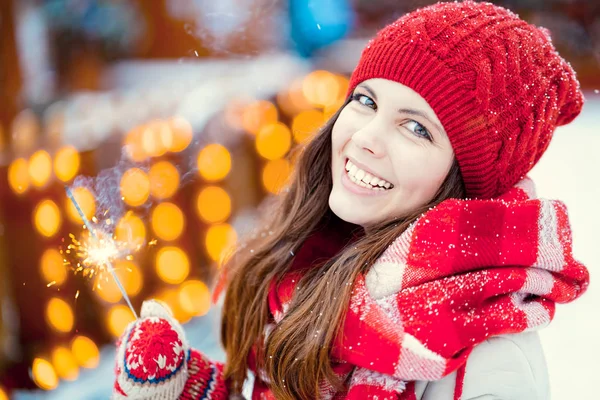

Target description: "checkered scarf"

left=262, top=178, right=589, bottom=399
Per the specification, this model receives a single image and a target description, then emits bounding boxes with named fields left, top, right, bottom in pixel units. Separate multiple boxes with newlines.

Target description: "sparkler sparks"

left=64, top=187, right=140, bottom=319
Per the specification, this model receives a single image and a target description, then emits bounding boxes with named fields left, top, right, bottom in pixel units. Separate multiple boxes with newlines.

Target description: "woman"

left=112, top=1, right=590, bottom=399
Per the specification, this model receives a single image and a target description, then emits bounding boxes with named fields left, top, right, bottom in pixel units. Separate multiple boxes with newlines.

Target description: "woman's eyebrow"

left=356, top=83, right=447, bottom=137
left=357, top=83, right=378, bottom=101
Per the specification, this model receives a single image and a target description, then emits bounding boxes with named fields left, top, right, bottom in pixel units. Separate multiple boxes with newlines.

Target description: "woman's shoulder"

left=416, top=331, right=550, bottom=400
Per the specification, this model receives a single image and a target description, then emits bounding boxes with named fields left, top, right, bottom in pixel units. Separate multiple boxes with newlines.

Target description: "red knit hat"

left=348, top=0, right=584, bottom=199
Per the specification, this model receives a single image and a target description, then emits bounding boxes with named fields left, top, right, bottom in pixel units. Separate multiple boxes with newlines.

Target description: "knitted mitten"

left=112, top=300, right=230, bottom=400
left=112, top=300, right=191, bottom=399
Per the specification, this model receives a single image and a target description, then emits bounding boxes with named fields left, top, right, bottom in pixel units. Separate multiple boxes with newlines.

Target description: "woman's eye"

left=352, top=93, right=376, bottom=109
left=404, top=120, right=433, bottom=141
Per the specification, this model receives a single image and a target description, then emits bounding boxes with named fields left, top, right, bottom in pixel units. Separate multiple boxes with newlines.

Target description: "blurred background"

left=0, top=0, right=598, bottom=399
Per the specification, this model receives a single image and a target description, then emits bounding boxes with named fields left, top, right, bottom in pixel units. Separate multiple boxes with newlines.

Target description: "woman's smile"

left=341, top=157, right=393, bottom=196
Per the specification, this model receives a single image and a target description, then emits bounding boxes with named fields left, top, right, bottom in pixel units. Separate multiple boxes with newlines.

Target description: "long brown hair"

left=220, top=98, right=466, bottom=399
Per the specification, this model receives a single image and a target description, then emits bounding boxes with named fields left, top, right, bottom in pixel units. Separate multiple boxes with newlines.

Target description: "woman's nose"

left=351, top=123, right=386, bottom=157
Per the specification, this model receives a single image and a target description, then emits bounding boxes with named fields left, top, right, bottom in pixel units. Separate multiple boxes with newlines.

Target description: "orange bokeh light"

left=115, top=211, right=146, bottom=250
left=107, top=304, right=136, bottom=338
left=51, top=346, right=79, bottom=381
left=205, top=223, right=237, bottom=262
left=54, top=146, right=80, bottom=182
left=302, top=70, right=341, bottom=108
left=45, top=297, right=74, bottom=333
left=149, top=161, right=180, bottom=200
left=31, top=358, right=58, bottom=390
left=142, top=120, right=172, bottom=158
left=8, top=157, right=30, bottom=194
left=155, top=247, right=190, bottom=285
left=291, top=109, right=324, bottom=143
left=255, top=122, right=292, bottom=160
left=65, top=187, right=96, bottom=224
left=29, top=150, right=53, bottom=188
left=95, top=261, right=143, bottom=304
left=168, top=116, right=193, bottom=152
left=262, top=159, right=292, bottom=194
left=276, top=78, right=314, bottom=117
left=120, top=168, right=150, bottom=207
left=71, top=335, right=99, bottom=368
left=124, top=126, right=147, bottom=162
left=34, top=199, right=62, bottom=238
left=40, top=248, right=67, bottom=286
left=197, top=144, right=231, bottom=182
left=241, top=100, right=278, bottom=135
left=196, top=186, right=231, bottom=224
left=155, top=288, right=191, bottom=324
left=151, top=202, right=185, bottom=241
left=178, top=280, right=211, bottom=317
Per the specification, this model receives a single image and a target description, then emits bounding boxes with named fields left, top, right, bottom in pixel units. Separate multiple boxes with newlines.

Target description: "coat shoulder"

left=417, top=331, right=550, bottom=400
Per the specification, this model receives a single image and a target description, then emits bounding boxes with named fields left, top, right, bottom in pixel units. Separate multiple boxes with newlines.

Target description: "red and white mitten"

left=112, top=300, right=189, bottom=400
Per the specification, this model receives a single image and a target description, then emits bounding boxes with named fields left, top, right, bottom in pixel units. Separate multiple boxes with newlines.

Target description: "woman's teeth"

left=345, top=160, right=393, bottom=191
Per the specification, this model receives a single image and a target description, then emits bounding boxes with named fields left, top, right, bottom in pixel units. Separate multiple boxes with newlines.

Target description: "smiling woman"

left=329, top=79, right=456, bottom=227
left=112, top=2, right=590, bottom=400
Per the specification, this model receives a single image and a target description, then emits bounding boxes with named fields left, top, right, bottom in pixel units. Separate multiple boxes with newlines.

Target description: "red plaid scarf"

left=252, top=178, right=589, bottom=399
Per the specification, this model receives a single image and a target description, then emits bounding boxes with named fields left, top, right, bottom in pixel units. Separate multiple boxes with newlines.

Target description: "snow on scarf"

left=255, top=178, right=589, bottom=399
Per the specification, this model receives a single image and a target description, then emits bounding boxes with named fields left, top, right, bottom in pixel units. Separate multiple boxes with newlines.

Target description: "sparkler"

left=65, top=187, right=138, bottom=319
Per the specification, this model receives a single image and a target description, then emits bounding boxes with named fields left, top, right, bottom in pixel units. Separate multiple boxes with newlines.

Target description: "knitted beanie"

left=348, top=0, right=584, bottom=199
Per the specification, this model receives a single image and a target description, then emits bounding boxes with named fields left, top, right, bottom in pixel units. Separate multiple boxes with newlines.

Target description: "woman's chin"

left=328, top=192, right=378, bottom=227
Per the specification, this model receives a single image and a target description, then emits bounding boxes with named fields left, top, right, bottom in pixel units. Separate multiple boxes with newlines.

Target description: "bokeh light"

left=115, top=211, right=146, bottom=250
left=262, top=159, right=292, bottom=194
left=142, top=120, right=172, bottom=158
left=156, top=288, right=190, bottom=324
left=292, top=109, right=324, bottom=143
left=303, top=70, right=342, bottom=108
left=156, top=246, right=190, bottom=284
left=0, top=385, right=8, bottom=400
left=277, top=78, right=314, bottom=117
left=40, top=248, right=67, bottom=286
left=53, top=146, right=80, bottom=182
left=120, top=168, right=150, bottom=207
left=119, top=260, right=143, bottom=297
left=71, top=336, right=99, bottom=369
left=197, top=143, right=232, bottom=182
left=31, top=358, right=58, bottom=390
left=196, top=186, right=231, bottom=224
left=334, top=74, right=350, bottom=102
left=95, top=260, right=142, bottom=303
left=28, top=150, right=53, bottom=188
left=95, top=277, right=122, bottom=304
left=33, top=199, right=62, bottom=238
left=124, top=126, right=147, bottom=162
left=8, top=157, right=30, bottom=194
left=149, top=161, right=180, bottom=200
left=205, top=223, right=237, bottom=262
left=107, top=304, right=136, bottom=338
left=255, top=122, right=292, bottom=160
left=241, top=100, right=278, bottom=135
left=151, top=202, right=185, bottom=241
left=178, top=280, right=211, bottom=317
left=65, top=187, right=96, bottom=224
left=45, top=297, right=74, bottom=333
left=51, top=346, right=79, bottom=381
left=168, top=116, right=193, bottom=152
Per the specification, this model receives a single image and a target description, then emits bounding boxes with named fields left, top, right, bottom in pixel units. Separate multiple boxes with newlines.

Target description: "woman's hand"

left=112, top=300, right=190, bottom=400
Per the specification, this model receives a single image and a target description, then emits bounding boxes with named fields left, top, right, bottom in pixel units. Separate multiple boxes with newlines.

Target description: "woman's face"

left=329, top=78, right=454, bottom=227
